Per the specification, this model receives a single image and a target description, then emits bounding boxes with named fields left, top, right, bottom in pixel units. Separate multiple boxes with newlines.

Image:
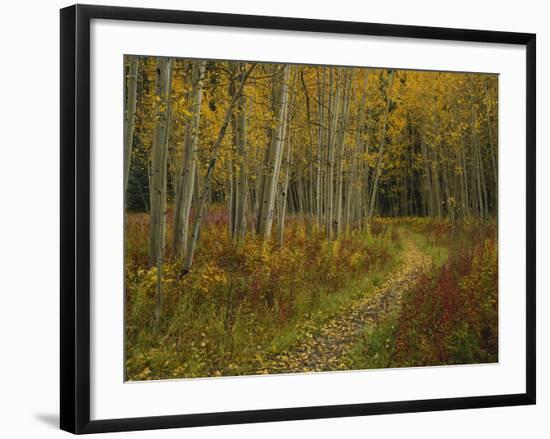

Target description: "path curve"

left=264, top=235, right=431, bottom=373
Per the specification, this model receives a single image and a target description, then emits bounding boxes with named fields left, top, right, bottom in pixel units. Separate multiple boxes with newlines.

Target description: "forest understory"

left=125, top=215, right=497, bottom=380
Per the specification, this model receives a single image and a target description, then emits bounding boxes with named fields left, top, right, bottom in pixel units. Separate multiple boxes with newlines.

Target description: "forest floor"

left=126, top=217, right=497, bottom=380
left=263, top=232, right=433, bottom=373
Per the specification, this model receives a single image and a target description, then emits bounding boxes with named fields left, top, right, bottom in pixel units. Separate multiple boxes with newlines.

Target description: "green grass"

left=408, top=229, right=449, bottom=268
left=267, top=255, right=402, bottom=355
left=349, top=316, right=398, bottom=370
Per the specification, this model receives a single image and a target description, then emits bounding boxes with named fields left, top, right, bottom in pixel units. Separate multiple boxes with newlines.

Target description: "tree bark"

left=148, top=57, right=173, bottom=267
left=368, top=69, right=395, bottom=221
left=180, top=63, right=256, bottom=276
left=172, top=61, right=207, bottom=258
left=146, top=58, right=173, bottom=326
left=256, top=65, right=291, bottom=239
left=124, top=56, right=139, bottom=196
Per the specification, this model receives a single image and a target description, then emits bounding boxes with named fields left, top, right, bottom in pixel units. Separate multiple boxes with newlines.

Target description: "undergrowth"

left=351, top=218, right=498, bottom=369
left=125, top=209, right=401, bottom=380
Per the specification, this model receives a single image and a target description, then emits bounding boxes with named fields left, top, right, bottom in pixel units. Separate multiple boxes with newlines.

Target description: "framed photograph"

left=60, top=4, right=536, bottom=434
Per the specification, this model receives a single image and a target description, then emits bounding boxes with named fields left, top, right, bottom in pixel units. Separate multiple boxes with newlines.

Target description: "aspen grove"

left=124, top=56, right=498, bottom=380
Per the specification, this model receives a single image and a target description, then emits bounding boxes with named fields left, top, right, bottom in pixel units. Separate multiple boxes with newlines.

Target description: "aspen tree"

left=276, top=70, right=299, bottom=244
left=148, top=57, right=173, bottom=267
left=256, top=64, right=291, bottom=239
left=147, top=57, right=173, bottom=326
left=180, top=63, right=256, bottom=276
left=234, top=73, right=248, bottom=240
left=173, top=61, right=207, bottom=258
left=325, top=68, right=343, bottom=240
left=368, top=69, right=395, bottom=221
left=345, top=70, right=369, bottom=233
left=278, top=124, right=293, bottom=246
left=315, top=67, right=326, bottom=228
left=334, top=68, right=353, bottom=239
left=124, top=56, right=139, bottom=195
left=226, top=64, right=249, bottom=241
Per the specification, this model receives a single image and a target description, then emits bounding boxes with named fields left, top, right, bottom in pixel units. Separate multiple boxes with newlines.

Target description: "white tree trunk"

left=147, top=57, right=173, bottom=325
left=368, top=69, right=395, bottom=221
left=124, top=56, right=139, bottom=195
left=172, top=61, right=206, bottom=258
left=256, top=65, right=291, bottom=239
left=148, top=57, right=173, bottom=267
left=181, top=64, right=256, bottom=275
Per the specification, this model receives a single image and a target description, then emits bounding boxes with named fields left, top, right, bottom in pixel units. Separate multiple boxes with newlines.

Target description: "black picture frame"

left=60, top=4, right=536, bottom=434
